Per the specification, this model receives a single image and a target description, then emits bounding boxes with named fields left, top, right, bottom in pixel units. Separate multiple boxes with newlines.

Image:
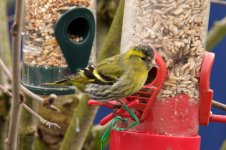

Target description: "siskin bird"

left=45, top=44, right=156, bottom=101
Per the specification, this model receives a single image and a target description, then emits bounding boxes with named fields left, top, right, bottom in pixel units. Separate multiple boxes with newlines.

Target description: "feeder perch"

left=199, top=52, right=226, bottom=124
left=88, top=51, right=226, bottom=150
left=22, top=4, right=95, bottom=95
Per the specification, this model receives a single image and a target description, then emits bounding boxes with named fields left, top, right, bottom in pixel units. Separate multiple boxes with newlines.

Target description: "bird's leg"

left=111, top=100, right=122, bottom=117
left=102, top=101, right=121, bottom=109
left=112, top=99, right=126, bottom=116
left=121, top=103, right=139, bottom=128
left=112, top=99, right=139, bottom=130
left=100, top=101, right=121, bottom=117
left=115, top=99, right=124, bottom=105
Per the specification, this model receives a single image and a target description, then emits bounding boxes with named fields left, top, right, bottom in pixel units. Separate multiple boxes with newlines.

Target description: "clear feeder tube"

left=22, top=0, right=96, bottom=95
left=121, top=0, right=210, bottom=101
left=120, top=0, right=210, bottom=135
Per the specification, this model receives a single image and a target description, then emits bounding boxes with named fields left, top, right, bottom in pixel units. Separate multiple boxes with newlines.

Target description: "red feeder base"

left=110, top=130, right=200, bottom=150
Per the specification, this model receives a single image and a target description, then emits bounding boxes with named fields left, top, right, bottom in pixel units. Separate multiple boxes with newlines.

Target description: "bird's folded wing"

left=94, top=54, right=124, bottom=84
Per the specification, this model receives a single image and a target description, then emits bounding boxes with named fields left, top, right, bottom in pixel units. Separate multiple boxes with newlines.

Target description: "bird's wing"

left=65, top=55, right=124, bottom=88
left=94, top=54, right=124, bottom=83
left=44, top=54, right=124, bottom=90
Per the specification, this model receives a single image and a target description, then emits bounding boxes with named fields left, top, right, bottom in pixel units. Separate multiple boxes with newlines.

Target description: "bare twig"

left=0, top=85, right=12, bottom=96
left=0, top=84, right=61, bottom=129
left=21, top=86, right=59, bottom=111
left=212, top=100, right=226, bottom=111
left=0, top=59, right=12, bottom=78
left=211, top=0, right=226, bottom=5
left=0, top=58, right=59, bottom=111
left=21, top=104, right=61, bottom=129
left=7, top=0, right=24, bottom=148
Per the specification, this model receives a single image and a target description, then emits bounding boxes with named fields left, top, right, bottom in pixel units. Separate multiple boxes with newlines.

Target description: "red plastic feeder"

left=88, top=51, right=226, bottom=150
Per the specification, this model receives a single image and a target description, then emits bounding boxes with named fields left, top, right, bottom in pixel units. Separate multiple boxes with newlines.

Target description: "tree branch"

left=83, top=124, right=109, bottom=150
left=212, top=100, right=226, bottom=111
left=206, top=16, right=226, bottom=50
left=21, top=104, right=61, bottom=129
left=59, top=94, right=98, bottom=150
left=97, top=0, right=125, bottom=62
left=19, top=96, right=36, bottom=150
left=0, top=84, right=61, bottom=129
left=0, top=58, right=59, bottom=111
left=6, top=0, right=24, bottom=148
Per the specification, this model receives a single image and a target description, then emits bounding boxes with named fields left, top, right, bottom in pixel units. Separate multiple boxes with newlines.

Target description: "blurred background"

left=3, top=0, right=226, bottom=150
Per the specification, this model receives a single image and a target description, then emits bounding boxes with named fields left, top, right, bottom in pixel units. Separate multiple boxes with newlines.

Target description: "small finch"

left=45, top=44, right=156, bottom=101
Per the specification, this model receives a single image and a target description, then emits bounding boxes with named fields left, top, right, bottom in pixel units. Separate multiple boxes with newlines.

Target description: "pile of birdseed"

left=121, top=0, right=210, bottom=100
left=23, top=0, right=93, bottom=67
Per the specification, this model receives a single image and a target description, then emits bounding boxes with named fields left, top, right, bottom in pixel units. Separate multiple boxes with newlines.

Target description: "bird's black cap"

left=133, top=44, right=155, bottom=58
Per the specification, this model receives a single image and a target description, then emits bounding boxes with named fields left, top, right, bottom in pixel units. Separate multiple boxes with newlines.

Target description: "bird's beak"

left=151, top=60, right=158, bottom=68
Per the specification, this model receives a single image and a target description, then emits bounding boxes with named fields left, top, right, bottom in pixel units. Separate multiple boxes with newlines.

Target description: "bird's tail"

left=42, top=79, right=71, bottom=87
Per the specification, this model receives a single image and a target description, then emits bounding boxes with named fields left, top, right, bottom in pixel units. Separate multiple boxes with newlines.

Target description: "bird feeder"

left=89, top=0, right=226, bottom=149
left=22, top=0, right=96, bottom=95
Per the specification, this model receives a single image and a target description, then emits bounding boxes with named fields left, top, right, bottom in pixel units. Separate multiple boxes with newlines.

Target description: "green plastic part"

left=22, top=7, right=95, bottom=95
left=54, top=7, right=95, bottom=73
left=22, top=64, right=75, bottom=95
left=101, top=116, right=127, bottom=150
left=100, top=104, right=140, bottom=150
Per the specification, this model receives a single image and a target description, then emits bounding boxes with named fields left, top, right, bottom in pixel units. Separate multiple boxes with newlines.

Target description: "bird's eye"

left=141, top=57, right=146, bottom=61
